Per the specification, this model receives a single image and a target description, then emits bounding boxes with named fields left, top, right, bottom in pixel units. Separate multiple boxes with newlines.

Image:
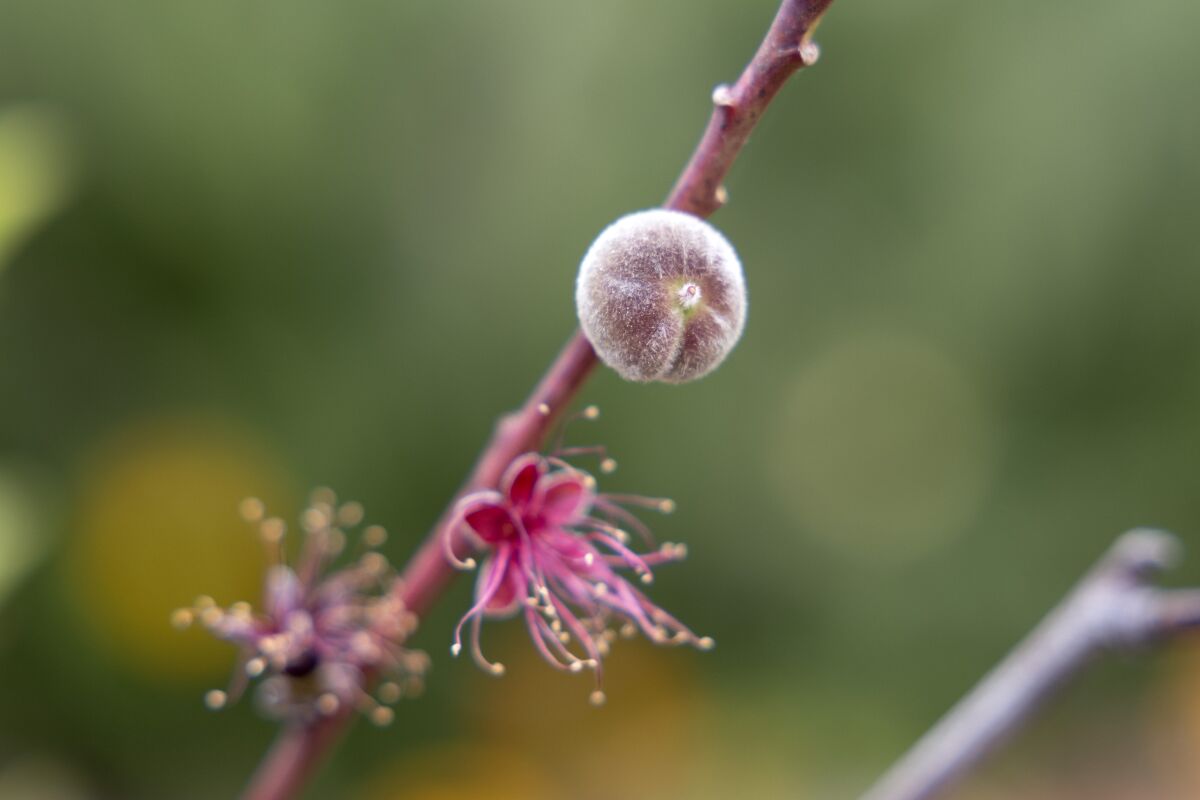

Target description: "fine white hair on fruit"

left=575, top=209, right=747, bottom=383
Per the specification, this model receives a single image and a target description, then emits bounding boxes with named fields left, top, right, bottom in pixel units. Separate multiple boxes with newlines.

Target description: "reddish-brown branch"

left=241, top=2, right=835, bottom=797
left=243, top=333, right=598, bottom=800
left=395, top=329, right=598, bottom=618
left=243, top=710, right=352, bottom=800
left=666, top=0, right=832, bottom=216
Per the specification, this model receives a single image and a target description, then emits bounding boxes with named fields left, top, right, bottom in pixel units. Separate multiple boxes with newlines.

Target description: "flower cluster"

left=174, top=489, right=429, bottom=725
left=445, top=433, right=711, bottom=705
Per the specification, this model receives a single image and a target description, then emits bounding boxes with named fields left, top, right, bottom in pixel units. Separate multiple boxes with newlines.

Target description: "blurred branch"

left=241, top=2, right=837, bottom=798
left=861, top=529, right=1200, bottom=800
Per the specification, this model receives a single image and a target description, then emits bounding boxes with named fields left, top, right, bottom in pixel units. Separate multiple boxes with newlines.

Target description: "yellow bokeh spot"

left=66, top=418, right=292, bottom=682
left=0, top=105, right=74, bottom=270
left=770, top=332, right=998, bottom=563
left=357, top=743, right=558, bottom=800
left=463, top=630, right=709, bottom=798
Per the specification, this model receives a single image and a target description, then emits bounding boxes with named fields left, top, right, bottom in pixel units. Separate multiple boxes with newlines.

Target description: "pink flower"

left=174, top=490, right=429, bottom=725
left=445, top=452, right=712, bottom=704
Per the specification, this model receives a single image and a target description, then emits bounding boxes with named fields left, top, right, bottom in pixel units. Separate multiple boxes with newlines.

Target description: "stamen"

left=363, top=525, right=387, bottom=548
left=370, top=706, right=394, bottom=726
left=589, top=690, right=607, bottom=707
left=337, top=501, right=364, bottom=527
left=378, top=682, right=402, bottom=704
left=170, top=608, right=194, bottom=629
left=600, top=458, right=617, bottom=473
left=697, top=637, right=715, bottom=650
left=259, top=518, right=286, bottom=544
left=316, top=693, right=340, bottom=716
left=469, top=614, right=505, bottom=675
left=239, top=497, right=265, bottom=523
left=311, top=487, right=337, bottom=506
left=442, top=522, right=477, bottom=570
left=302, top=507, right=329, bottom=532
left=204, top=689, right=227, bottom=710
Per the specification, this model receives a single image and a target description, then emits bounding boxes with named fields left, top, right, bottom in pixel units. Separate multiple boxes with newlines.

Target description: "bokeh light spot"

left=457, top=630, right=710, bottom=798
left=358, top=743, right=558, bottom=800
left=66, top=418, right=292, bottom=681
left=770, top=332, right=998, bottom=563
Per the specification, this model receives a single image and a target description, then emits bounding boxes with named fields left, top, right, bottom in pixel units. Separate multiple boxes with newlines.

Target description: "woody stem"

left=241, top=2, right=836, bottom=798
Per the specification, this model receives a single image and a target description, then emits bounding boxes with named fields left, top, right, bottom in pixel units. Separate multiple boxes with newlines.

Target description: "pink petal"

left=462, top=499, right=518, bottom=543
left=544, top=527, right=591, bottom=561
left=503, top=453, right=543, bottom=508
left=537, top=473, right=592, bottom=526
left=481, top=557, right=525, bottom=618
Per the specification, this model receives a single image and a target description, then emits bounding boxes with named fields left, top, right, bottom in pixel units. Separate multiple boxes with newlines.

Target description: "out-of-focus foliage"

left=0, top=106, right=72, bottom=271
left=0, top=1, right=1198, bottom=798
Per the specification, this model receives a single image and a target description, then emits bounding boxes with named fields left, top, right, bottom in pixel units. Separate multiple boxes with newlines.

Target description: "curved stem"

left=243, top=713, right=352, bottom=800
left=241, top=2, right=837, bottom=797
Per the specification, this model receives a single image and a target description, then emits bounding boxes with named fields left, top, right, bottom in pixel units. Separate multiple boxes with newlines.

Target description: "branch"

left=241, top=2, right=836, bottom=798
left=860, top=529, right=1200, bottom=800
left=666, top=0, right=832, bottom=216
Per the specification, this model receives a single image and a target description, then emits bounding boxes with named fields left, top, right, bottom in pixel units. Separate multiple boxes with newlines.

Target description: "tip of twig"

left=1109, top=528, right=1180, bottom=576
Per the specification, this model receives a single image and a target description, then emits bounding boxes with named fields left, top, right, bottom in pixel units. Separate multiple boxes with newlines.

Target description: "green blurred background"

left=2, top=1, right=1200, bottom=797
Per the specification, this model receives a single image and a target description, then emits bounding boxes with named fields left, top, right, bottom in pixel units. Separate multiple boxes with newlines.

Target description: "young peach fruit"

left=576, top=209, right=746, bottom=383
